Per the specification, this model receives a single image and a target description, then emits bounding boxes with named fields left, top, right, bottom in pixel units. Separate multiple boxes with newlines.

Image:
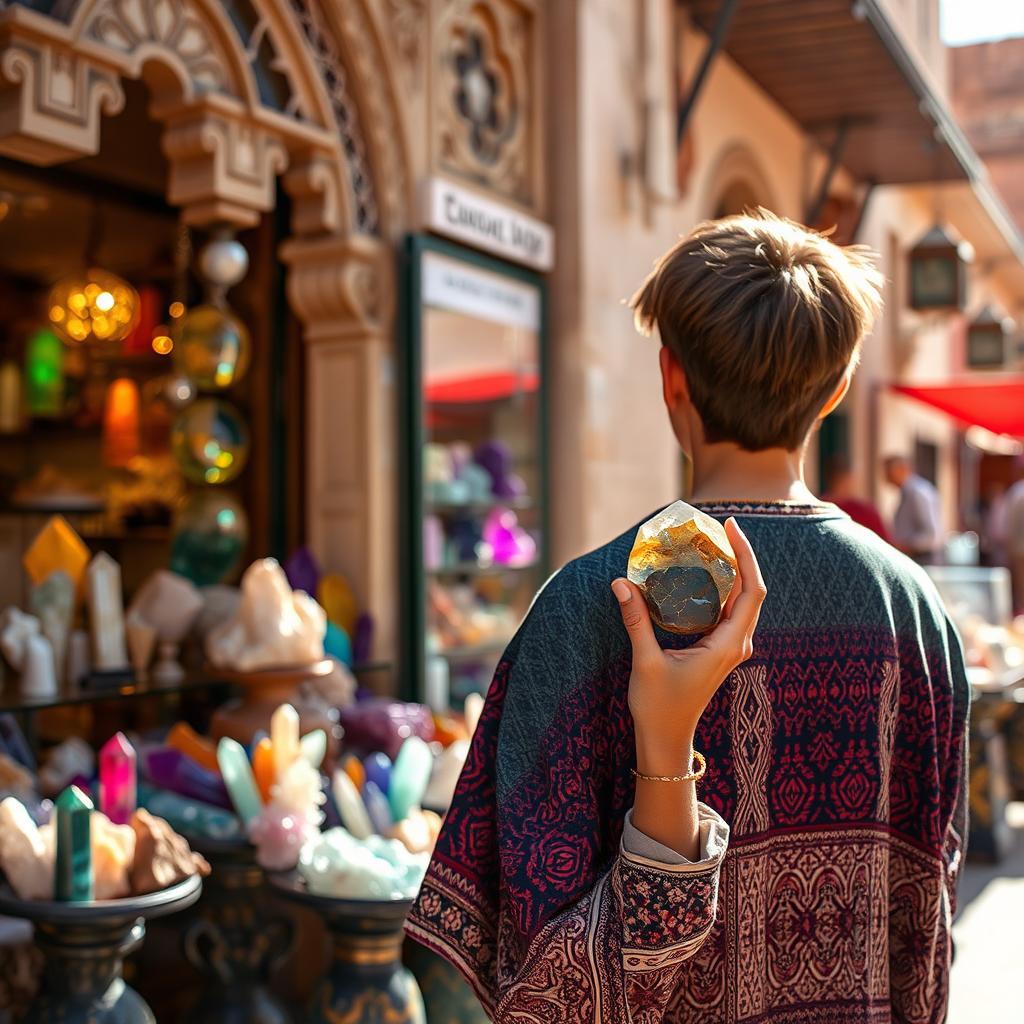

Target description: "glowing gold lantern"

left=48, top=269, right=139, bottom=344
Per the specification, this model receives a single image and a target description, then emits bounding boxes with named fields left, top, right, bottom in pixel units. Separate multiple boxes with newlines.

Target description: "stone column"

left=281, top=233, right=397, bottom=669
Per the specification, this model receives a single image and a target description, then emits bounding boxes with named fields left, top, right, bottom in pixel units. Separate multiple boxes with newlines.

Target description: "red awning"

left=891, top=379, right=1024, bottom=437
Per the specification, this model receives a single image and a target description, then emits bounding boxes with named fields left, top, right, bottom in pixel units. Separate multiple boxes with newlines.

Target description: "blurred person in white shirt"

left=1005, top=460, right=1024, bottom=613
left=883, top=454, right=944, bottom=563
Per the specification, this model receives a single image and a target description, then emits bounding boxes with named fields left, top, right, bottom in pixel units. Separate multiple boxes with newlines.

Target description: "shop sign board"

left=423, top=178, right=555, bottom=272
left=422, top=251, right=540, bottom=330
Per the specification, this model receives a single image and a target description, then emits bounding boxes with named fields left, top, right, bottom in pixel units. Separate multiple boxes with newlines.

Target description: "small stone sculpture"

left=20, top=634, right=57, bottom=700
left=205, top=559, right=326, bottom=671
left=128, top=570, right=203, bottom=684
left=627, top=500, right=737, bottom=635
left=0, top=608, right=40, bottom=671
left=129, top=808, right=210, bottom=895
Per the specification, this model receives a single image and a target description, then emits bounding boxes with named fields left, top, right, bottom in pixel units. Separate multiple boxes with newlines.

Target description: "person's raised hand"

left=610, top=517, right=766, bottom=776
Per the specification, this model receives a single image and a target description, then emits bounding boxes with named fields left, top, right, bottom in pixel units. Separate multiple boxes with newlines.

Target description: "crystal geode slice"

left=627, top=500, right=737, bottom=635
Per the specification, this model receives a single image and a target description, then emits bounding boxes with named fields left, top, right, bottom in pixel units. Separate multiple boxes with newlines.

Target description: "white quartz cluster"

left=206, top=559, right=325, bottom=671
left=298, top=827, right=429, bottom=901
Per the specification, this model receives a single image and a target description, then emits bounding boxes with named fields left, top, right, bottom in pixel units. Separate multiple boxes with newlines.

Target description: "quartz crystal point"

left=216, top=737, right=263, bottom=826
left=271, top=703, right=300, bottom=784
left=331, top=769, right=373, bottom=840
left=54, top=785, right=93, bottom=902
left=99, top=732, right=137, bottom=825
left=363, top=780, right=393, bottom=835
left=86, top=552, right=130, bottom=671
left=627, top=500, right=737, bottom=635
left=389, top=737, right=433, bottom=822
left=252, top=737, right=275, bottom=803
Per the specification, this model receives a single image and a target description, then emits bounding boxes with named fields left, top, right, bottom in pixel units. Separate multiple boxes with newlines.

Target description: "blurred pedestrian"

left=883, top=454, right=944, bottom=562
left=822, top=453, right=890, bottom=542
left=980, top=479, right=1009, bottom=567
left=1006, top=460, right=1024, bottom=612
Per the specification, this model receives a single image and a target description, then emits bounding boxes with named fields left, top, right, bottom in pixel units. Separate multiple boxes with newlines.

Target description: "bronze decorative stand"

left=181, top=837, right=294, bottom=1024
left=0, top=875, right=201, bottom=1024
left=267, top=872, right=425, bottom=1024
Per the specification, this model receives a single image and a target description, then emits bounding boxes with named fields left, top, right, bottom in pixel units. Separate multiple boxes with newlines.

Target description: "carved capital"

left=280, top=233, right=392, bottom=340
left=0, top=25, right=124, bottom=164
left=282, top=150, right=347, bottom=238
left=161, top=103, right=288, bottom=228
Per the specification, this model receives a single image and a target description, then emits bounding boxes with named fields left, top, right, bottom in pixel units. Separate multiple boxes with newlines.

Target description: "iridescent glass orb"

left=171, top=398, right=249, bottom=485
left=170, top=490, right=248, bottom=585
left=48, top=268, right=139, bottom=344
left=173, top=304, right=251, bottom=391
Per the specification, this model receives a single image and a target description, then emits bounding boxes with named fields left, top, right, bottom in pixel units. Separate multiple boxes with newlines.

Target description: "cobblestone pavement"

left=949, top=803, right=1024, bottom=1022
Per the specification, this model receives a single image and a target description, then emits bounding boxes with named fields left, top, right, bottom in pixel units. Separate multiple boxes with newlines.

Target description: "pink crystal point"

left=99, top=731, right=137, bottom=825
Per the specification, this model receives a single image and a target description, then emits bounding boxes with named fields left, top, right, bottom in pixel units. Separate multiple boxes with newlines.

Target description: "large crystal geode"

left=627, top=500, right=737, bottom=635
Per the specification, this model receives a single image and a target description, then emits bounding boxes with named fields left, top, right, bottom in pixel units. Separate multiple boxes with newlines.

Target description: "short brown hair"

left=631, top=210, right=883, bottom=451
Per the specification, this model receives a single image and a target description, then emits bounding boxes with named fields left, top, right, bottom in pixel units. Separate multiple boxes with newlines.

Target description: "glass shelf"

left=428, top=561, right=538, bottom=577
left=0, top=672, right=226, bottom=714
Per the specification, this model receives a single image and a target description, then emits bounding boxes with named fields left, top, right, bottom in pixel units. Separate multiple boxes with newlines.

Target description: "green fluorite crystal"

left=54, top=785, right=93, bottom=902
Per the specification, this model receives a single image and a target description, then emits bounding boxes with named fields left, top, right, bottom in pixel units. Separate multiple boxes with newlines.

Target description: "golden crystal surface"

left=627, top=500, right=737, bottom=635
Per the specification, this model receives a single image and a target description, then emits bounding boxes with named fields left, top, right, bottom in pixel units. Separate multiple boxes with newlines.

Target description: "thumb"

left=611, top=579, right=659, bottom=663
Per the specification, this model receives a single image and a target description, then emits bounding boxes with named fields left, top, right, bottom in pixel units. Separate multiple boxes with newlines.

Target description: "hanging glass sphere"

left=48, top=268, right=139, bottom=344
left=198, top=238, right=249, bottom=288
left=171, top=398, right=250, bottom=485
left=170, top=490, right=249, bottom=585
left=172, top=304, right=251, bottom=391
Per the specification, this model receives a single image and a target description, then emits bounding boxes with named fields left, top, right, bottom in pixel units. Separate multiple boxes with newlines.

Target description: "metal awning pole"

left=676, top=0, right=742, bottom=144
left=805, top=119, right=850, bottom=225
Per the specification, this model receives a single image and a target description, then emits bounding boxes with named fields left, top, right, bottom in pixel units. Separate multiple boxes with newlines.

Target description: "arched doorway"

left=0, top=0, right=411, bottom=657
left=702, top=141, right=777, bottom=218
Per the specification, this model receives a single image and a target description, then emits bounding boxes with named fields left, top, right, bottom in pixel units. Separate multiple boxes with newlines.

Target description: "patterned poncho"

left=407, top=501, right=970, bottom=1023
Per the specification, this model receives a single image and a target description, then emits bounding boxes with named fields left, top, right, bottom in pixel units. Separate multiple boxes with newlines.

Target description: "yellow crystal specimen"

left=627, top=500, right=737, bottom=635
left=23, top=515, right=90, bottom=596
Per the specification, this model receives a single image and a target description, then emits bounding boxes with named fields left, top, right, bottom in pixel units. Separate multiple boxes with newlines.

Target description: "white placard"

left=423, top=178, right=555, bottom=271
left=422, top=251, right=541, bottom=331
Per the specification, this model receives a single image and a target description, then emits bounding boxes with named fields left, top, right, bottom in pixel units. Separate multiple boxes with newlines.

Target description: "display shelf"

left=425, top=497, right=533, bottom=516
left=432, top=639, right=511, bottom=664
left=0, top=672, right=225, bottom=714
left=427, top=560, right=538, bottom=577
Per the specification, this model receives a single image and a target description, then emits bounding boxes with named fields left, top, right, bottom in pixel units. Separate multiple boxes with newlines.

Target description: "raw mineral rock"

left=627, top=499, right=737, bottom=635
left=91, top=811, right=136, bottom=900
left=205, top=559, right=325, bottom=671
left=38, top=737, right=94, bottom=797
left=0, top=797, right=55, bottom=900
left=249, top=802, right=319, bottom=871
left=0, top=753, right=35, bottom=796
left=338, top=699, right=435, bottom=761
left=389, top=808, right=442, bottom=854
left=129, top=808, right=210, bottom=896
left=128, top=571, right=203, bottom=643
left=298, top=827, right=429, bottom=900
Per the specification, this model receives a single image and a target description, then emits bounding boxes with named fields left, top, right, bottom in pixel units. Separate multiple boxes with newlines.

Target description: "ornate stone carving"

left=84, top=0, right=236, bottom=96
left=162, top=105, right=288, bottom=227
left=0, top=28, right=124, bottom=163
left=433, top=0, right=539, bottom=210
left=280, top=232, right=391, bottom=337
left=385, top=0, right=427, bottom=78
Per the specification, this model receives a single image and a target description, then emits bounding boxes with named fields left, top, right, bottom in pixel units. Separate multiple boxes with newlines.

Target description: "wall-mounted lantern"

left=909, top=224, right=971, bottom=312
left=966, top=306, right=1011, bottom=370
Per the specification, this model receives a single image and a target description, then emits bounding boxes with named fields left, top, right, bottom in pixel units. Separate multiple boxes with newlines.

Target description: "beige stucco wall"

left=548, top=2, right=814, bottom=565
left=548, top=0, right=1018, bottom=565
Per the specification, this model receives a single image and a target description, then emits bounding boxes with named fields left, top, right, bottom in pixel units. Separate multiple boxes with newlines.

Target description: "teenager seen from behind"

left=407, top=211, right=969, bottom=1024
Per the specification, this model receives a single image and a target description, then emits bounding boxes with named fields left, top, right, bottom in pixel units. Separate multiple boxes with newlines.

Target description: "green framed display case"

left=400, top=234, right=549, bottom=705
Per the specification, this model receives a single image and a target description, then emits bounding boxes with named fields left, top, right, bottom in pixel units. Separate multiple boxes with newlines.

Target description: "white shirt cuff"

left=620, top=802, right=729, bottom=867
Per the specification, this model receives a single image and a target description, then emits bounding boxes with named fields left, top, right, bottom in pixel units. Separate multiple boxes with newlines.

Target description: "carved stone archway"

left=0, top=0, right=412, bottom=661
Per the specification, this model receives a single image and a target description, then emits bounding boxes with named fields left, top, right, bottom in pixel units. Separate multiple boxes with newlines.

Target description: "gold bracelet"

left=631, top=750, right=707, bottom=784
